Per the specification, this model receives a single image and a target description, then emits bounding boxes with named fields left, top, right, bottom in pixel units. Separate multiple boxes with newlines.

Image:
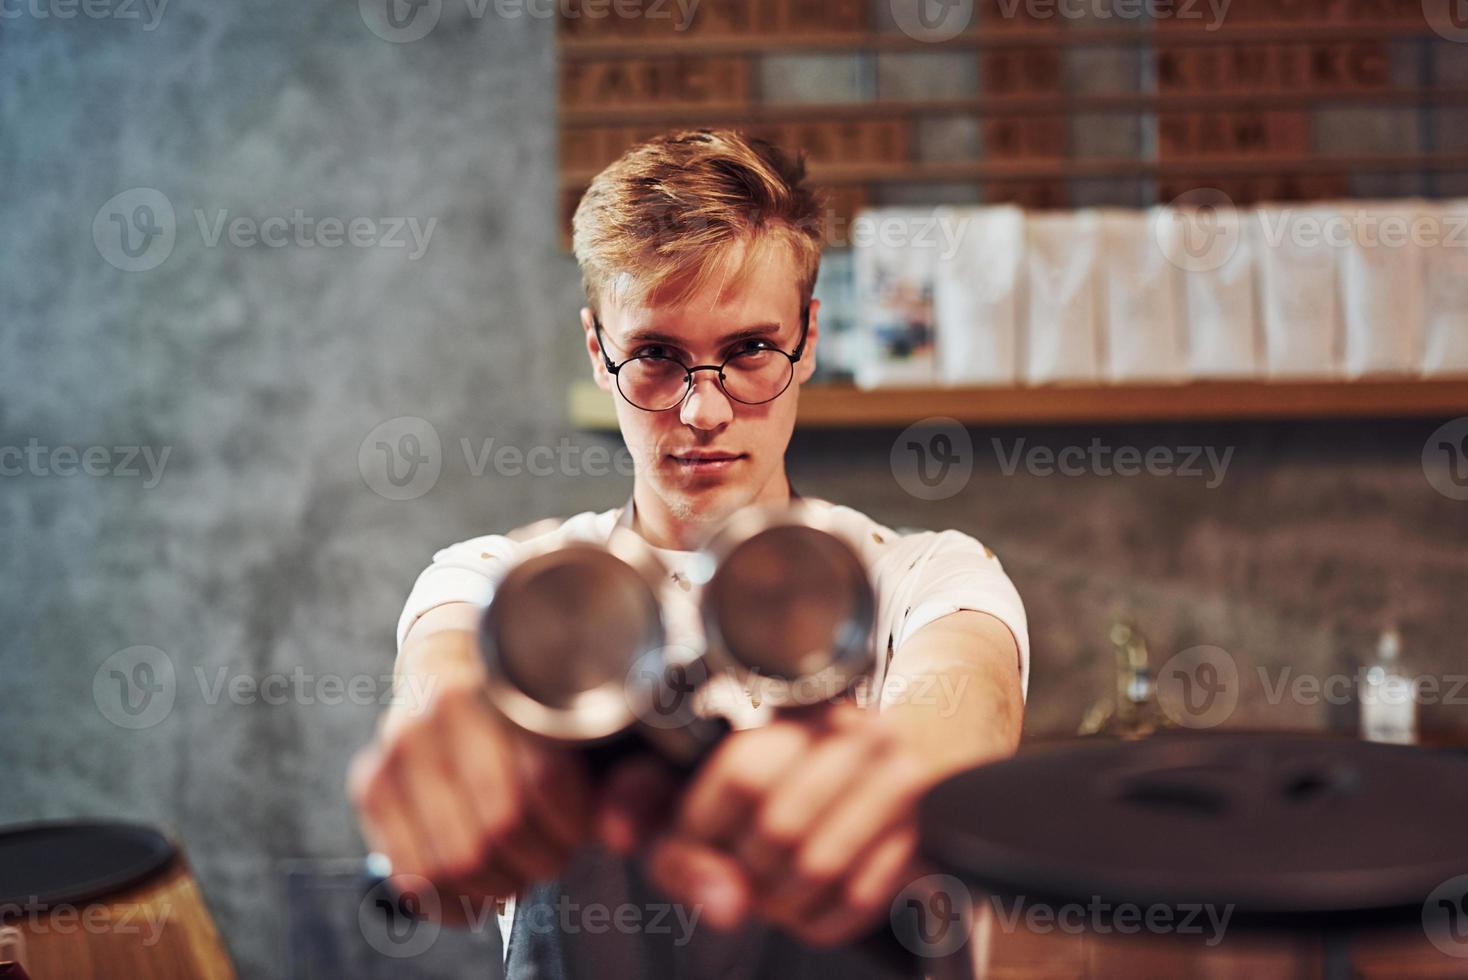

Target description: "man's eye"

left=633, top=345, right=677, bottom=360
left=729, top=340, right=772, bottom=356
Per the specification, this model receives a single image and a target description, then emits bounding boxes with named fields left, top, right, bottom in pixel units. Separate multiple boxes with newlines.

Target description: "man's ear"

left=582, top=306, right=613, bottom=394
left=796, top=297, right=820, bottom=384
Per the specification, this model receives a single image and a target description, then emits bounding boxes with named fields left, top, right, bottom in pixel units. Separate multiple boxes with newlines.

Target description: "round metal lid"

left=480, top=532, right=670, bottom=743
left=0, top=820, right=176, bottom=910
left=699, top=502, right=875, bottom=708
left=919, top=732, right=1468, bottom=927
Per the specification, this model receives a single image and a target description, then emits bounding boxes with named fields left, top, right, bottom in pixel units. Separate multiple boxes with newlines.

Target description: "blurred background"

left=3, top=1, right=1468, bottom=976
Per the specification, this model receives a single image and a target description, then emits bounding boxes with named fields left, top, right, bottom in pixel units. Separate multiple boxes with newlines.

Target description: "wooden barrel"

left=0, top=821, right=235, bottom=980
left=918, top=733, right=1468, bottom=979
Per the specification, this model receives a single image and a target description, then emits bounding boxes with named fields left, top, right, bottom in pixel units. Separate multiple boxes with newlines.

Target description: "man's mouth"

left=667, top=451, right=747, bottom=473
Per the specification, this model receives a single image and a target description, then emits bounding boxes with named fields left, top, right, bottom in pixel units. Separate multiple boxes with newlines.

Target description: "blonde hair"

left=571, top=128, right=827, bottom=316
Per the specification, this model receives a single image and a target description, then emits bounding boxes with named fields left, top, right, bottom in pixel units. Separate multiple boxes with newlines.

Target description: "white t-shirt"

left=393, top=495, right=1030, bottom=965
left=396, top=495, right=1030, bottom=703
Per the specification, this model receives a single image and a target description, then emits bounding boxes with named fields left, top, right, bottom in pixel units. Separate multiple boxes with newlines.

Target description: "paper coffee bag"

left=1024, top=210, right=1102, bottom=385
left=1103, top=208, right=1187, bottom=383
left=933, top=205, right=1023, bottom=386
left=1252, top=204, right=1344, bottom=379
left=853, top=207, right=938, bottom=388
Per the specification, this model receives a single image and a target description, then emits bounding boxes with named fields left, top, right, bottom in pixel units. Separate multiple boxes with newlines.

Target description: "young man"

left=349, top=129, right=1029, bottom=978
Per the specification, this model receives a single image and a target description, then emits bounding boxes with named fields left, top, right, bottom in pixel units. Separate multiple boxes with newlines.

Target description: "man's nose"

left=679, top=370, right=733, bottom=430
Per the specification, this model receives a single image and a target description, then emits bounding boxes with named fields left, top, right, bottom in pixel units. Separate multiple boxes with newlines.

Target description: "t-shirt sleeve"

left=394, top=534, right=521, bottom=656
left=885, top=530, right=1030, bottom=702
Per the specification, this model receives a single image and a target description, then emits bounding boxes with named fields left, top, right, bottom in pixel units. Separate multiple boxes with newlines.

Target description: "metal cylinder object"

left=697, top=501, right=878, bottom=710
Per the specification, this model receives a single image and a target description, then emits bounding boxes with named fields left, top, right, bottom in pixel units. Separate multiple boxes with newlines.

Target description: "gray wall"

left=3, top=6, right=1467, bottom=978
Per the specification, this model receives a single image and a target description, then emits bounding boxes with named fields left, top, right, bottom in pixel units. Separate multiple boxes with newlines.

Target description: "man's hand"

left=642, top=701, right=931, bottom=948
left=347, top=630, right=593, bottom=923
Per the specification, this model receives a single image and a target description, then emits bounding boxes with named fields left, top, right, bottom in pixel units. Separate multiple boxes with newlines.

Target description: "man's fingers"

left=737, top=726, right=873, bottom=888
left=646, top=836, right=751, bottom=932
left=677, top=723, right=812, bottom=847
left=798, top=823, right=919, bottom=947
left=350, top=748, right=434, bottom=881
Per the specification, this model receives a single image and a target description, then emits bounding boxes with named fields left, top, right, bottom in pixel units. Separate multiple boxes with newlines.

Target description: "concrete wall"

left=3, top=6, right=1466, bottom=977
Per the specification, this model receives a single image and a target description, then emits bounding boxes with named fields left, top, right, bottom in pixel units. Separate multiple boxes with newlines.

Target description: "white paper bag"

left=1340, top=201, right=1424, bottom=378
left=932, top=205, right=1023, bottom=386
left=1160, top=203, right=1260, bottom=380
left=853, top=207, right=938, bottom=388
left=1024, top=210, right=1102, bottom=385
left=1422, top=200, right=1468, bottom=378
left=1252, top=204, right=1344, bottom=379
left=1102, top=208, right=1186, bottom=383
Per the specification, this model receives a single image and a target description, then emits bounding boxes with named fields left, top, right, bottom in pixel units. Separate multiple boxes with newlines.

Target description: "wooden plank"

left=559, top=56, right=751, bottom=110
left=984, top=117, right=1067, bottom=161
left=1156, top=0, right=1427, bottom=30
left=985, top=179, right=1067, bottom=209
left=1158, top=173, right=1350, bottom=205
left=560, top=119, right=910, bottom=174
left=556, top=88, right=1468, bottom=128
left=1155, top=41, right=1393, bottom=94
left=556, top=0, right=864, bottom=40
left=562, top=152, right=1468, bottom=188
left=569, top=379, right=1468, bottom=429
left=1157, top=110, right=1312, bottom=160
left=982, top=47, right=1063, bottom=95
left=556, top=24, right=1440, bottom=58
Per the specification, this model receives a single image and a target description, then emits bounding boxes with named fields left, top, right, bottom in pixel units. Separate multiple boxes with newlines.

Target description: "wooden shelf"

left=568, top=378, right=1468, bottom=429
left=558, top=23, right=1440, bottom=59
left=562, top=151, right=1468, bottom=188
left=558, top=88, right=1468, bottom=128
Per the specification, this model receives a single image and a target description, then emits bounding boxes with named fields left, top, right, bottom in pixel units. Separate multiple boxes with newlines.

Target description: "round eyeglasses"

left=593, top=306, right=810, bottom=413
